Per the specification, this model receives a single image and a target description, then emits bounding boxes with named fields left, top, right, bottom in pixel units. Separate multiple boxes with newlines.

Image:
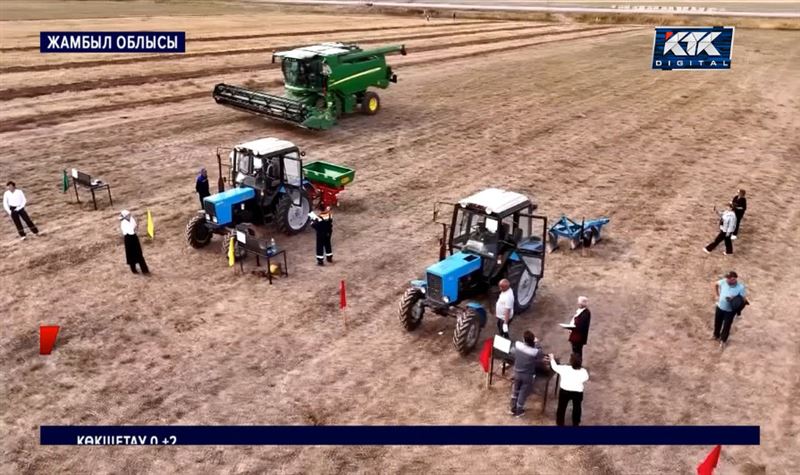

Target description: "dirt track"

left=1, top=1, right=799, bottom=474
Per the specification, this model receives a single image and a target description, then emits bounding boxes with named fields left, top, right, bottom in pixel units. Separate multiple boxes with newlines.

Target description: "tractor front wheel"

left=186, top=215, right=213, bottom=249
left=221, top=231, right=247, bottom=262
left=398, top=288, right=425, bottom=331
left=507, top=262, right=538, bottom=313
left=361, top=91, right=380, bottom=115
left=453, top=307, right=481, bottom=355
left=276, top=190, right=311, bottom=235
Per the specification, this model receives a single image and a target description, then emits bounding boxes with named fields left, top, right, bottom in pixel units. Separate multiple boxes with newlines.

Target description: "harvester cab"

left=185, top=138, right=312, bottom=256
left=400, top=188, right=547, bottom=354
left=213, top=42, right=406, bottom=130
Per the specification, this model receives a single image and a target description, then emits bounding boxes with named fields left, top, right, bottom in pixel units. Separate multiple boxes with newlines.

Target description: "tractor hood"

left=204, top=187, right=256, bottom=227
left=425, top=251, right=482, bottom=303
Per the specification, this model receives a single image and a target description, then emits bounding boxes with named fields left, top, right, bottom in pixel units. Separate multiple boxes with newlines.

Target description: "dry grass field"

left=1, top=1, right=799, bottom=474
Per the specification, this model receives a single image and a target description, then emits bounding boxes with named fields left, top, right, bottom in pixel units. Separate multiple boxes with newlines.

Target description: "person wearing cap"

left=495, top=279, right=514, bottom=338
left=195, top=168, right=210, bottom=208
left=731, top=189, right=746, bottom=239
left=310, top=203, right=333, bottom=266
left=120, top=210, right=149, bottom=274
left=567, top=296, right=592, bottom=357
left=704, top=202, right=737, bottom=256
left=713, top=271, right=748, bottom=348
left=3, top=181, right=39, bottom=240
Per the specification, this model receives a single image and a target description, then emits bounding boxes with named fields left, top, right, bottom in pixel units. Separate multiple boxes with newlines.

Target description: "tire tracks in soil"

left=0, top=23, right=546, bottom=74
left=0, top=25, right=617, bottom=101
left=0, top=20, right=499, bottom=53
left=0, top=26, right=634, bottom=133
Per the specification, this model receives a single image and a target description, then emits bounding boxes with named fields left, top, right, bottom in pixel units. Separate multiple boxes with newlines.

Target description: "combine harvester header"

left=213, top=42, right=406, bottom=130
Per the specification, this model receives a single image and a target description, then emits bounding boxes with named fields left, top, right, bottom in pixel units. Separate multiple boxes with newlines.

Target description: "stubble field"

left=1, top=1, right=799, bottom=474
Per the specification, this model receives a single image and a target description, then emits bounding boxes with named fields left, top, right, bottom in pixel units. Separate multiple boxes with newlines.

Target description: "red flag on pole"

left=40, top=325, right=60, bottom=355
left=697, top=445, right=722, bottom=475
left=339, top=280, right=347, bottom=309
left=478, top=338, right=493, bottom=372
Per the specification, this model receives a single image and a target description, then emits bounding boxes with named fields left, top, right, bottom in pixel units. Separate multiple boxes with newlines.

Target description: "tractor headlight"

left=205, top=213, right=211, bottom=221
left=211, top=216, right=217, bottom=223
left=442, top=296, right=450, bottom=304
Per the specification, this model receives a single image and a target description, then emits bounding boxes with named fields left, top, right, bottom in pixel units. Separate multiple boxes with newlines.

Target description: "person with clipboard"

left=560, top=296, right=591, bottom=357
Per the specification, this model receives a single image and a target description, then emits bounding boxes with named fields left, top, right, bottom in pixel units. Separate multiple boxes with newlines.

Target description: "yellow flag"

left=146, top=210, right=154, bottom=239
left=228, top=237, right=235, bottom=267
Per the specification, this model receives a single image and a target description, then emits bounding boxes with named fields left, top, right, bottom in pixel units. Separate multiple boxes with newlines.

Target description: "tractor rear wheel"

left=398, top=288, right=425, bottom=331
left=361, top=91, right=380, bottom=115
left=221, top=231, right=246, bottom=261
left=453, top=307, right=481, bottom=355
left=507, top=262, right=538, bottom=313
left=186, top=215, right=213, bottom=249
left=276, top=190, right=311, bottom=235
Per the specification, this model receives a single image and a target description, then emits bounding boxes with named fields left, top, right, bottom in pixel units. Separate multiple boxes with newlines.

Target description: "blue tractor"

left=399, top=188, right=548, bottom=354
left=185, top=138, right=311, bottom=258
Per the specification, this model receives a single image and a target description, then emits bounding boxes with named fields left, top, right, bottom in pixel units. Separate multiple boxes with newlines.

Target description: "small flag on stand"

left=479, top=338, right=493, bottom=372
left=146, top=210, right=154, bottom=239
left=697, top=445, right=722, bottom=475
left=61, top=170, right=69, bottom=193
left=40, top=325, right=60, bottom=355
left=228, top=237, right=235, bottom=267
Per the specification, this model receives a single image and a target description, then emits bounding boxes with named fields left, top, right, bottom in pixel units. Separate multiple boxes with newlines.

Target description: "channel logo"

left=652, top=27, right=734, bottom=70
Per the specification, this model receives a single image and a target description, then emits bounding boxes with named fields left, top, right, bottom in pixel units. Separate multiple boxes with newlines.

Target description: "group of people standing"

left=704, top=189, right=747, bottom=255
left=501, top=286, right=592, bottom=426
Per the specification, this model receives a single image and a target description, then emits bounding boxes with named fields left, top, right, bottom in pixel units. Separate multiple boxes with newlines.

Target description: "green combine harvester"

left=213, top=42, right=406, bottom=130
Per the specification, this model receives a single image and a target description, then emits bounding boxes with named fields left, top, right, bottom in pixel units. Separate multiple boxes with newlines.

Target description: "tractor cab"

left=272, top=43, right=357, bottom=93
left=229, top=138, right=305, bottom=195
left=446, top=188, right=546, bottom=287
left=400, top=188, right=548, bottom=355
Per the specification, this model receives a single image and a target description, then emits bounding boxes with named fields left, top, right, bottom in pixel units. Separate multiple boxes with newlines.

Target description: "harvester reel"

left=186, top=215, right=213, bottom=249
left=453, top=307, right=481, bottom=355
left=398, top=288, right=425, bottom=331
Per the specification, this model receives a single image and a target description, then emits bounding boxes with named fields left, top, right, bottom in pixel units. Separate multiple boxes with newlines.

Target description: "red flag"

left=339, top=280, right=346, bottom=309
left=40, top=325, right=60, bottom=355
left=697, top=445, right=721, bottom=475
left=478, top=338, right=493, bottom=372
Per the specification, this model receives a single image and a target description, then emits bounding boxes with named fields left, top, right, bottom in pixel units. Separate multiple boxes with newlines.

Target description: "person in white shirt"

left=495, top=278, right=514, bottom=338
left=3, top=181, right=39, bottom=240
left=120, top=210, right=149, bottom=274
left=704, top=202, right=737, bottom=255
left=550, top=352, right=589, bottom=426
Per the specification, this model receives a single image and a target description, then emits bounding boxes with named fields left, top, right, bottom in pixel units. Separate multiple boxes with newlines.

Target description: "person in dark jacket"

left=568, top=296, right=591, bottom=357
left=310, top=204, right=333, bottom=266
left=195, top=168, right=210, bottom=208
left=509, top=331, right=541, bottom=417
left=731, top=189, right=746, bottom=239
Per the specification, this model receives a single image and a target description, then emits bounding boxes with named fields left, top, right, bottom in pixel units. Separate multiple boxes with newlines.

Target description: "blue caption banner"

left=40, top=32, right=186, bottom=53
left=40, top=425, right=760, bottom=446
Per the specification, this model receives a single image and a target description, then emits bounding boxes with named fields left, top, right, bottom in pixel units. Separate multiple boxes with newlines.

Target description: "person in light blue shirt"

left=713, top=271, right=748, bottom=348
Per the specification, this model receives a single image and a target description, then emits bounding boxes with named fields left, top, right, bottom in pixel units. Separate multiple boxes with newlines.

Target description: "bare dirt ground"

left=1, top=1, right=799, bottom=474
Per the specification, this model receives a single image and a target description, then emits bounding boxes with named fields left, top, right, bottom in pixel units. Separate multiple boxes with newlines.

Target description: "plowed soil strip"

left=0, top=23, right=551, bottom=74
left=0, top=25, right=613, bottom=101
left=0, top=27, right=635, bottom=134
left=0, top=20, right=499, bottom=53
